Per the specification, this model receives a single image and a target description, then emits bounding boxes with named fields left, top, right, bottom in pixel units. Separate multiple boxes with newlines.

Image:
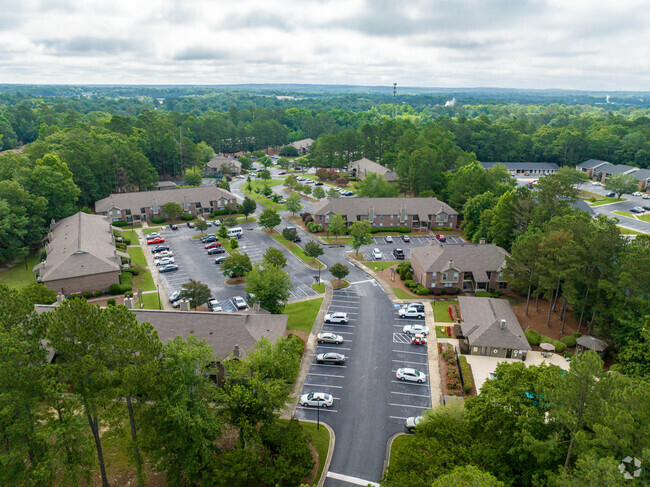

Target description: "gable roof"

left=598, top=164, right=640, bottom=175
left=458, top=296, right=530, bottom=350
left=480, top=162, right=559, bottom=171
left=95, top=186, right=237, bottom=213
left=312, top=197, right=458, bottom=221
left=576, top=159, right=610, bottom=170
left=576, top=334, right=608, bottom=352
left=205, top=155, right=241, bottom=171
left=34, top=305, right=288, bottom=361
left=630, top=168, right=650, bottom=181
left=410, top=243, right=508, bottom=277
left=38, top=212, right=121, bottom=281
left=349, top=158, right=398, bottom=181
left=290, top=138, right=315, bottom=150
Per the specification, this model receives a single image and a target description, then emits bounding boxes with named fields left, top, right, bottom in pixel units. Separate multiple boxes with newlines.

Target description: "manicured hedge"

left=525, top=329, right=541, bottom=346
left=369, top=226, right=411, bottom=234
left=541, top=336, right=566, bottom=354
left=112, top=220, right=129, bottom=227
left=560, top=335, right=579, bottom=348
left=107, top=298, right=116, bottom=306
left=415, top=284, right=430, bottom=295
left=151, top=216, right=166, bottom=224
left=444, top=287, right=460, bottom=295
left=181, top=214, right=195, bottom=221
left=458, top=356, right=473, bottom=394
left=109, top=283, right=132, bottom=295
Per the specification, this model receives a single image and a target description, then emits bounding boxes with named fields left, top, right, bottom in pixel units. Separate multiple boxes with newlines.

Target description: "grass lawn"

left=136, top=291, right=163, bottom=309
left=332, top=279, right=349, bottom=289
left=0, top=253, right=39, bottom=289
left=114, top=228, right=140, bottom=242
left=284, top=297, right=324, bottom=334
left=364, top=260, right=402, bottom=272
left=613, top=210, right=634, bottom=218
left=237, top=216, right=257, bottom=223
left=241, top=186, right=287, bottom=211
left=638, top=213, right=650, bottom=223
left=432, top=300, right=457, bottom=323
left=282, top=419, right=331, bottom=484
left=436, top=325, right=452, bottom=339
left=579, top=190, right=626, bottom=206
left=133, top=270, right=156, bottom=292
left=127, top=246, right=147, bottom=266
left=321, top=236, right=353, bottom=244
left=269, top=231, right=325, bottom=269
left=311, top=282, right=325, bottom=293
left=389, top=434, right=412, bottom=462
left=618, top=226, right=646, bottom=235
left=392, top=287, right=417, bottom=299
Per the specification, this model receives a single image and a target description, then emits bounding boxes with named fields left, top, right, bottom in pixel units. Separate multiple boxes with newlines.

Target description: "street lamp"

left=156, top=284, right=161, bottom=310
left=317, top=401, right=322, bottom=430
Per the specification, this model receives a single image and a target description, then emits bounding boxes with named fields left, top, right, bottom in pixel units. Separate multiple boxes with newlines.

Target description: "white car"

left=632, top=192, right=642, bottom=197
left=154, top=257, right=175, bottom=266
left=232, top=296, right=248, bottom=309
left=384, top=235, right=393, bottom=243
left=207, top=298, right=222, bottom=312
left=643, top=194, right=650, bottom=199
left=405, top=415, right=423, bottom=431
left=396, top=367, right=427, bottom=383
left=403, top=324, right=430, bottom=335
left=147, top=232, right=161, bottom=238
left=372, top=248, right=383, bottom=259
left=212, top=220, right=221, bottom=226
left=317, top=332, right=344, bottom=344
left=324, top=312, right=349, bottom=323
left=299, top=392, right=334, bottom=408
left=153, top=250, right=173, bottom=259
left=399, top=307, right=425, bottom=319
left=591, top=181, right=602, bottom=186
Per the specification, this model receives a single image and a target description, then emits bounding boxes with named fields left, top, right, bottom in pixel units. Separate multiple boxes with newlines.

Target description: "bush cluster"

left=81, top=290, right=93, bottom=299
left=106, top=298, right=116, bottom=306
left=526, top=329, right=569, bottom=353
left=109, top=283, right=132, bottom=295
left=541, top=336, right=566, bottom=354
left=415, top=284, right=430, bottom=295
left=405, top=280, right=416, bottom=288
left=112, top=220, right=129, bottom=227
left=444, top=287, right=460, bottom=295
left=369, top=226, right=411, bottom=234
left=315, top=168, right=339, bottom=181
left=151, top=216, right=166, bottom=224
left=306, top=222, right=323, bottom=232
left=458, top=356, right=473, bottom=394
left=525, top=329, right=541, bottom=346
left=181, top=214, right=195, bottom=221
left=474, top=290, right=504, bottom=298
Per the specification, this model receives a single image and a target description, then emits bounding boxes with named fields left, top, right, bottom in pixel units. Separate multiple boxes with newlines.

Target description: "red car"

left=436, top=234, right=446, bottom=242
left=279, top=171, right=286, bottom=175
left=147, top=237, right=165, bottom=244
left=204, top=242, right=222, bottom=249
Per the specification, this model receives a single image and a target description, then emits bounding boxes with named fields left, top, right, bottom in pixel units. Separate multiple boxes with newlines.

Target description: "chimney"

left=479, top=239, right=486, bottom=244
left=233, top=345, right=240, bottom=359
left=500, top=319, right=506, bottom=330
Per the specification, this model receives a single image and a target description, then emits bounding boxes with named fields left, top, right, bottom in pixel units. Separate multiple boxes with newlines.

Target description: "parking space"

left=387, top=303, right=431, bottom=425
left=363, top=235, right=433, bottom=261
left=295, top=289, right=360, bottom=418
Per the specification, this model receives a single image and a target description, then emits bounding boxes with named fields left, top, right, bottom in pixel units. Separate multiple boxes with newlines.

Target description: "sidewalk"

left=134, top=228, right=173, bottom=311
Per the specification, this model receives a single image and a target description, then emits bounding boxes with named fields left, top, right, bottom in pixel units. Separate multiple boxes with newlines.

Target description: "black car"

left=207, top=247, right=225, bottom=255
left=316, top=352, right=345, bottom=365
left=201, top=235, right=218, bottom=243
left=214, top=255, right=228, bottom=264
left=393, top=249, right=406, bottom=260
left=315, top=182, right=324, bottom=186
left=152, top=245, right=170, bottom=253
left=605, top=191, right=616, bottom=197
left=169, top=224, right=179, bottom=230
left=642, top=205, right=650, bottom=211
left=159, top=264, right=179, bottom=273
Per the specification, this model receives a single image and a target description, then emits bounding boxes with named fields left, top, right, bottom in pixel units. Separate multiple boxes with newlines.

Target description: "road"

left=581, top=183, right=650, bottom=234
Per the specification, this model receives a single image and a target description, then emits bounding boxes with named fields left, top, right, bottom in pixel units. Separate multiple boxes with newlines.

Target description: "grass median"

left=127, top=246, right=147, bottom=266
left=432, top=300, right=457, bottom=323
left=364, top=260, right=402, bottom=272
left=284, top=297, right=324, bottom=334
left=392, top=287, right=417, bottom=299
left=136, top=291, right=163, bottom=309
left=269, top=230, right=325, bottom=270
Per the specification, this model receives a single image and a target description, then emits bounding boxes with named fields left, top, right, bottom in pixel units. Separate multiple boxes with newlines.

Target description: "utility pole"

left=392, top=82, right=397, bottom=118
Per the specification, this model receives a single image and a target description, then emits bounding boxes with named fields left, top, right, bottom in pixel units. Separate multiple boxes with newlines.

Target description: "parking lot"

left=362, top=233, right=465, bottom=261
left=147, top=223, right=316, bottom=312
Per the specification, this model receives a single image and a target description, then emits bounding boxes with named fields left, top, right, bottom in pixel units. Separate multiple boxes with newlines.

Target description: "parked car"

left=643, top=194, right=650, bottom=199
left=324, top=312, right=349, bottom=323
left=147, top=237, right=165, bottom=244
left=153, top=250, right=173, bottom=258
left=169, top=224, right=179, bottom=230
left=630, top=207, right=643, bottom=213
left=384, top=235, right=393, bottom=243
left=186, top=222, right=195, bottom=228
left=214, top=255, right=228, bottom=264
left=299, top=392, right=333, bottom=408
left=401, top=235, right=411, bottom=243
left=315, top=181, right=324, bottom=186
left=411, top=334, right=427, bottom=345
left=317, top=332, right=344, bottom=344
left=402, top=303, right=425, bottom=312
left=405, top=415, right=423, bottom=432
left=399, top=307, right=425, bottom=319
left=207, top=298, right=222, bottom=312
left=207, top=247, right=225, bottom=255
left=202, top=236, right=219, bottom=244
left=632, top=192, right=643, bottom=197
left=435, top=234, right=446, bottom=242
left=316, top=352, right=345, bottom=365
left=403, top=323, right=430, bottom=335
left=212, top=220, right=222, bottom=226
left=152, top=245, right=170, bottom=253
left=642, top=205, right=650, bottom=211
left=305, top=180, right=314, bottom=185
left=372, top=248, right=383, bottom=259
left=393, top=249, right=405, bottom=260
left=204, top=242, right=222, bottom=249
left=232, top=296, right=248, bottom=310
left=159, top=264, right=179, bottom=273
left=605, top=191, right=616, bottom=197
left=169, top=290, right=181, bottom=303
left=297, top=177, right=306, bottom=181
left=396, top=367, right=426, bottom=383
left=171, top=299, right=181, bottom=308
left=154, top=257, right=175, bottom=266
left=147, top=232, right=161, bottom=238
left=591, top=181, right=602, bottom=186
left=279, top=171, right=286, bottom=175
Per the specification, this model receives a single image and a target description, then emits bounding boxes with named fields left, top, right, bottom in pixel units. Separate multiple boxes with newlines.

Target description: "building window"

left=140, top=207, right=146, bottom=214
left=436, top=213, right=448, bottom=222
left=499, top=282, right=507, bottom=290
left=444, top=283, right=453, bottom=288
left=125, top=209, right=131, bottom=216
left=442, top=271, right=458, bottom=282
left=379, top=223, right=383, bottom=227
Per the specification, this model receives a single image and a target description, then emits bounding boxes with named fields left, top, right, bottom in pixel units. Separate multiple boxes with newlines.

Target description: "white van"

left=228, top=227, right=243, bottom=239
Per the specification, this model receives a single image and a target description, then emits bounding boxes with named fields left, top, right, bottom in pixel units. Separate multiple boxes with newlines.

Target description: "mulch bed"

left=438, top=343, right=463, bottom=398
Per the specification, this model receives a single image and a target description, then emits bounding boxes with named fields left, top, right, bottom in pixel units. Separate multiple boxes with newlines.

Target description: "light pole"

left=317, top=401, right=321, bottom=430
left=156, top=284, right=161, bottom=310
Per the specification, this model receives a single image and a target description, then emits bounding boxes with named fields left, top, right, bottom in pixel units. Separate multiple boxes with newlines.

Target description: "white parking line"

left=390, top=380, right=429, bottom=387
left=296, top=406, right=338, bottom=413
left=391, top=359, right=429, bottom=366
left=317, top=346, right=352, bottom=351
left=392, top=349, right=428, bottom=356
left=326, top=472, right=379, bottom=487
left=391, top=391, right=430, bottom=398
left=308, top=371, right=346, bottom=377
left=389, top=403, right=430, bottom=409
left=389, top=416, right=408, bottom=420
left=304, top=383, right=343, bottom=389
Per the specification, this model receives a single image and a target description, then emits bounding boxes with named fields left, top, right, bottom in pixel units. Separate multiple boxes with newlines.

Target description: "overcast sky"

left=1, top=0, right=648, bottom=90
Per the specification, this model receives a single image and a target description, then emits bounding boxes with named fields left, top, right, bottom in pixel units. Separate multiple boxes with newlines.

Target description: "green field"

left=133, top=270, right=156, bottom=292
left=270, top=231, right=325, bottom=269
left=0, top=253, right=39, bottom=289
left=363, top=260, right=402, bottom=272
left=392, top=287, right=417, bottom=299
left=284, top=297, right=324, bottom=333
left=116, top=228, right=139, bottom=242
left=241, top=184, right=287, bottom=211
left=311, top=282, right=325, bottom=293
left=127, top=246, right=147, bottom=266
left=432, top=300, right=457, bottom=323
left=136, top=291, right=163, bottom=309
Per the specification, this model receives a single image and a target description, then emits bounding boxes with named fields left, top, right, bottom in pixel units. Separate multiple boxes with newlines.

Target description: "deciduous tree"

left=179, top=279, right=211, bottom=310
left=285, top=192, right=302, bottom=215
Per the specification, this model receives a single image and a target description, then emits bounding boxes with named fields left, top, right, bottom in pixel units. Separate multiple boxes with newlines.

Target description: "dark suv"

left=393, top=249, right=405, bottom=260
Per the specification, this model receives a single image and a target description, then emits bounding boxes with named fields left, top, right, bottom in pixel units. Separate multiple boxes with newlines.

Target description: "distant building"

left=95, top=187, right=237, bottom=223
left=348, top=158, right=398, bottom=182
left=480, top=162, right=559, bottom=175
left=34, top=212, right=128, bottom=295
left=312, top=197, right=459, bottom=231
left=592, top=163, right=640, bottom=182
left=156, top=180, right=177, bottom=191
left=575, top=159, right=611, bottom=178
left=630, top=169, right=650, bottom=191
left=203, top=155, right=242, bottom=177
left=289, top=138, right=315, bottom=154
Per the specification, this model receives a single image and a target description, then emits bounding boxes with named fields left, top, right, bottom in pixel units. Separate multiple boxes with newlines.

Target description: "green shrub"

left=109, top=284, right=123, bottom=295
left=458, top=356, right=473, bottom=394
left=115, top=242, right=127, bottom=251
left=492, top=290, right=504, bottom=298
left=404, top=279, right=415, bottom=288
left=396, top=261, right=411, bottom=273
left=151, top=216, right=166, bottom=224
left=572, top=332, right=582, bottom=338
left=81, top=290, right=92, bottom=299
left=119, top=271, right=133, bottom=287
left=123, top=238, right=131, bottom=245
left=107, top=298, right=116, bottom=306
left=396, top=226, right=411, bottom=233
left=93, top=290, right=102, bottom=298
left=525, top=329, right=541, bottom=346
left=415, top=284, right=430, bottom=295
left=181, top=213, right=195, bottom=221
left=444, top=287, right=460, bottom=295
left=433, top=226, right=452, bottom=231
left=405, top=270, right=412, bottom=281
left=124, top=291, right=134, bottom=298
left=112, top=220, right=129, bottom=227
left=560, top=335, right=577, bottom=348
left=39, top=249, right=47, bottom=261
left=474, top=291, right=493, bottom=298
left=540, top=336, right=566, bottom=354
left=130, top=264, right=145, bottom=276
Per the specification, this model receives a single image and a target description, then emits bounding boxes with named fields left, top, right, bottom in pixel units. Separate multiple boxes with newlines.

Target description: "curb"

left=383, top=432, right=407, bottom=476
left=298, top=419, right=335, bottom=487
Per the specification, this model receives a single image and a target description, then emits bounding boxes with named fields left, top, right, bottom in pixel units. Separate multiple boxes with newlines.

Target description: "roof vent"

left=500, top=319, right=506, bottom=330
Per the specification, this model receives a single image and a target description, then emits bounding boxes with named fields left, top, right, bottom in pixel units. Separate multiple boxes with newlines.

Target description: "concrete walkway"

left=134, top=228, right=173, bottom=311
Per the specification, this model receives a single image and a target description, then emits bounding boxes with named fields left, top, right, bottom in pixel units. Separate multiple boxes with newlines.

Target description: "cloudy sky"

left=1, top=0, right=648, bottom=90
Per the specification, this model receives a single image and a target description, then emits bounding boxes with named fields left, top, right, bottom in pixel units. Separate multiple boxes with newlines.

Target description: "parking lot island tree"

left=222, top=253, right=253, bottom=278
left=218, top=224, right=229, bottom=240
left=241, top=196, right=257, bottom=221
left=229, top=237, right=239, bottom=250
left=282, top=227, right=298, bottom=242
left=312, top=186, right=326, bottom=200
left=604, top=173, right=638, bottom=199
left=329, top=263, right=349, bottom=284
left=244, top=264, right=293, bottom=314
left=350, top=220, right=373, bottom=257
left=285, top=192, right=302, bottom=215
left=259, top=208, right=281, bottom=231
left=284, top=174, right=298, bottom=191
left=258, top=168, right=272, bottom=180
left=163, top=201, right=183, bottom=220
left=194, top=218, right=209, bottom=234
left=304, top=241, right=324, bottom=268
left=327, top=213, right=347, bottom=241
left=262, top=247, right=287, bottom=268
left=327, top=187, right=340, bottom=198
left=179, top=279, right=211, bottom=310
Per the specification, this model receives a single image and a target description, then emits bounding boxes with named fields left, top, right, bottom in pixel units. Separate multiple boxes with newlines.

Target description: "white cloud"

left=0, top=0, right=647, bottom=89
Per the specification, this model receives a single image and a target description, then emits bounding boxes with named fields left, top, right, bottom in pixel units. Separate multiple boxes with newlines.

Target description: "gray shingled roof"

left=631, top=168, right=650, bottom=181
left=577, top=159, right=610, bottom=170
left=38, top=212, right=122, bottom=281
left=410, top=243, right=508, bottom=277
left=597, top=164, right=640, bottom=175
left=312, top=197, right=458, bottom=221
left=349, top=158, right=398, bottom=181
left=290, top=138, right=315, bottom=150
left=95, top=186, right=237, bottom=213
left=34, top=305, right=288, bottom=361
left=205, top=155, right=241, bottom=171
left=156, top=181, right=177, bottom=189
left=480, top=162, right=559, bottom=171
left=576, top=335, right=608, bottom=352
left=567, top=198, right=596, bottom=217
left=458, top=296, right=531, bottom=350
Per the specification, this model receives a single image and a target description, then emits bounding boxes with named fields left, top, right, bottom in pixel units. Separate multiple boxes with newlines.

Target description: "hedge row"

left=151, top=216, right=166, bottom=224
left=458, top=356, right=473, bottom=395
left=525, top=329, right=580, bottom=352
left=181, top=214, right=195, bottom=221
left=474, top=290, right=504, bottom=298
left=370, top=226, right=411, bottom=234
left=109, top=283, right=132, bottom=295
left=112, top=220, right=129, bottom=227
